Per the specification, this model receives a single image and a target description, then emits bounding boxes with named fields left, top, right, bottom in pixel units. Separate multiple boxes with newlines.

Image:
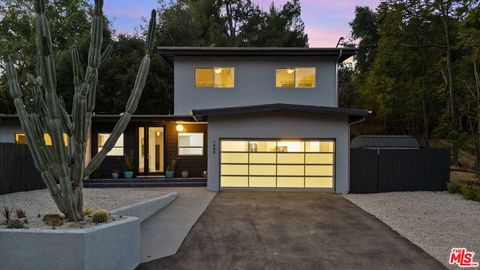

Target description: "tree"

left=0, top=0, right=92, bottom=113
left=350, top=6, right=379, bottom=73
left=5, top=0, right=157, bottom=221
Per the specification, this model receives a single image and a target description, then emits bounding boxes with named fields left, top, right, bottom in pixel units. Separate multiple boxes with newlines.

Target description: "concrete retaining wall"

left=0, top=217, right=140, bottom=270
left=111, top=192, right=178, bottom=223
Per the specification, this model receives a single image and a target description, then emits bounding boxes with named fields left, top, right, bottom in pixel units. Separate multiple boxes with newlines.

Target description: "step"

left=84, top=177, right=207, bottom=184
left=83, top=181, right=207, bottom=188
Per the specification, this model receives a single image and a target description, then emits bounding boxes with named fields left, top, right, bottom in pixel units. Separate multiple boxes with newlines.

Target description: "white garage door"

left=220, top=139, right=335, bottom=189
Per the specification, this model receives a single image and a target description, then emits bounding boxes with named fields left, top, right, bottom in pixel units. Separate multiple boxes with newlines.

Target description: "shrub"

left=447, top=181, right=461, bottom=194
left=92, top=210, right=109, bottom=223
left=6, top=219, right=26, bottom=229
left=461, top=184, right=477, bottom=200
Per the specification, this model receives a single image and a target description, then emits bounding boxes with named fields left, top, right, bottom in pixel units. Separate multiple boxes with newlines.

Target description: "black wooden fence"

left=0, top=143, right=44, bottom=195
left=350, top=148, right=450, bottom=193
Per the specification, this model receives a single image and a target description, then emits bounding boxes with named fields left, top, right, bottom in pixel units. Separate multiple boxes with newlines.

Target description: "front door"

left=138, top=126, right=165, bottom=175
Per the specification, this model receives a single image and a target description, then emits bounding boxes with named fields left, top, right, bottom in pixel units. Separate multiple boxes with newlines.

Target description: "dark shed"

left=351, top=135, right=420, bottom=149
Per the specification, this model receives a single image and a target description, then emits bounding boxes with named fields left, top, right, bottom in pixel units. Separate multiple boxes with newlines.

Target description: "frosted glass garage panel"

left=305, top=177, right=333, bottom=188
left=305, top=165, right=333, bottom=176
left=277, top=153, right=304, bottom=164
left=305, top=154, right=334, bottom=164
left=249, top=165, right=276, bottom=176
left=277, top=141, right=304, bottom=152
left=249, top=177, right=276, bottom=187
left=277, top=165, right=304, bottom=176
left=277, top=177, right=304, bottom=188
left=249, top=153, right=276, bottom=163
left=221, top=141, right=249, bottom=152
left=221, top=176, right=248, bottom=187
left=249, top=141, right=276, bottom=152
left=221, top=153, right=248, bottom=163
left=221, top=165, right=248, bottom=175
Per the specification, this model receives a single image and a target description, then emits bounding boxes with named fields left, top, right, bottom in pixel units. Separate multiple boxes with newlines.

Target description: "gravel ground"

left=0, top=188, right=167, bottom=229
left=344, top=191, right=480, bottom=269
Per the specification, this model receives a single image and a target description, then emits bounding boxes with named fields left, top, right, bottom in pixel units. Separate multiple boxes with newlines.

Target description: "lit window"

left=295, top=68, right=316, bottom=88
left=276, top=67, right=315, bottom=88
left=178, top=133, right=204, bottom=156
left=195, top=67, right=234, bottom=88
left=98, top=133, right=124, bottom=156
left=276, top=68, right=295, bottom=87
left=15, top=133, right=68, bottom=146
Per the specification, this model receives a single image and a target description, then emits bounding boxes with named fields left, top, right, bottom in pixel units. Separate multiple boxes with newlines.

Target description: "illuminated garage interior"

left=220, top=139, right=335, bottom=189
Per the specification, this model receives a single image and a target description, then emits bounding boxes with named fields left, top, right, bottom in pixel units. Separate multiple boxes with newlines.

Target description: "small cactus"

left=83, top=207, right=93, bottom=217
left=92, top=210, right=109, bottom=223
left=6, top=219, right=26, bottom=229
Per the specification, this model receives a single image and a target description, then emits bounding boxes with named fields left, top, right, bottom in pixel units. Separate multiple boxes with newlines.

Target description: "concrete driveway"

left=137, top=192, right=445, bottom=270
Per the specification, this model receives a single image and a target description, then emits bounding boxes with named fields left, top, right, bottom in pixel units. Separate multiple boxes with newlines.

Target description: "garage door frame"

left=219, top=138, right=336, bottom=191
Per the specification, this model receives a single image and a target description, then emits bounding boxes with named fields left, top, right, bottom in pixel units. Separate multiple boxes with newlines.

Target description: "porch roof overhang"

left=157, top=47, right=356, bottom=65
left=192, top=103, right=370, bottom=123
left=0, top=114, right=198, bottom=123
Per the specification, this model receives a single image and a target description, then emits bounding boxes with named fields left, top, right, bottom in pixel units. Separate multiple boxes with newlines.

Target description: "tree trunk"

left=440, top=8, right=461, bottom=167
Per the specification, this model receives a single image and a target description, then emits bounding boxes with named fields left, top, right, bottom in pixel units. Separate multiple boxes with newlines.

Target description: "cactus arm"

left=85, top=0, right=104, bottom=113
left=83, top=10, right=157, bottom=178
left=5, top=62, right=64, bottom=212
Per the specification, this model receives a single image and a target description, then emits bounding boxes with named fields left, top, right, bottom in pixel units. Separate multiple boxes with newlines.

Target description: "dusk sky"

left=97, top=0, right=381, bottom=47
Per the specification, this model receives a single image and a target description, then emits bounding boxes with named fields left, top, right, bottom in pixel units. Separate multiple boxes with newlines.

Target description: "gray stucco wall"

left=207, top=112, right=350, bottom=193
left=174, top=56, right=338, bottom=115
left=0, top=120, right=22, bottom=143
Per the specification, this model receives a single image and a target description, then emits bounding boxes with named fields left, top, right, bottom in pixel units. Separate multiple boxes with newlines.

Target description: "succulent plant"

left=92, top=210, right=109, bottom=223
left=16, top=209, right=26, bottom=219
left=83, top=207, right=94, bottom=217
left=1, top=206, right=13, bottom=223
left=4, top=0, right=157, bottom=222
left=6, top=219, right=26, bottom=229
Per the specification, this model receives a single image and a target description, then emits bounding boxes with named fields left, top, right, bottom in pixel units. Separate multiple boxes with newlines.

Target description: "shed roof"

left=157, top=46, right=356, bottom=64
left=350, top=135, right=420, bottom=149
left=192, top=103, right=369, bottom=122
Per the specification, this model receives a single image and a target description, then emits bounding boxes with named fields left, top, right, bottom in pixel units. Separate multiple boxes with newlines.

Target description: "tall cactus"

left=5, top=0, right=157, bottom=221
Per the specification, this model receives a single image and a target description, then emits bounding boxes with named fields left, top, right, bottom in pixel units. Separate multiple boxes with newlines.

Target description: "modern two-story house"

left=0, top=47, right=369, bottom=193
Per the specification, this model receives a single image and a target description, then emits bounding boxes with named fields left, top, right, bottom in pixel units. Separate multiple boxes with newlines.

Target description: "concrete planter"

left=0, top=216, right=140, bottom=270
left=111, top=192, right=178, bottom=223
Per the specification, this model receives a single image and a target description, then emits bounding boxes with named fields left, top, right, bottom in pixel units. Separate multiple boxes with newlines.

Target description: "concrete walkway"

left=139, top=187, right=216, bottom=263
left=138, top=192, right=445, bottom=270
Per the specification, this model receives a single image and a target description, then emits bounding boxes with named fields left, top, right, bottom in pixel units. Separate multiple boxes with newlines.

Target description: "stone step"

left=83, top=181, right=207, bottom=188
left=84, top=177, right=207, bottom=184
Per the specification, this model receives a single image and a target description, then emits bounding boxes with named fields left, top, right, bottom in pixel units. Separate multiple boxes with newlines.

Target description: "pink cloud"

left=305, top=26, right=347, bottom=47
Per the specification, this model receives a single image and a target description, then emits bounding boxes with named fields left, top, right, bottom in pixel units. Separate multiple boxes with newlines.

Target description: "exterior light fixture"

left=176, top=124, right=184, bottom=132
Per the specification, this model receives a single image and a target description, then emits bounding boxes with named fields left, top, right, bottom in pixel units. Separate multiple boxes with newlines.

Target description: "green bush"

left=447, top=181, right=461, bottom=194
left=461, top=184, right=478, bottom=200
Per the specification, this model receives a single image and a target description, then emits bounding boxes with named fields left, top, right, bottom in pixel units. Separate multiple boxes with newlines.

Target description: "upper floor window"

left=98, top=133, right=124, bottom=156
left=195, top=67, right=234, bottom=88
left=15, top=133, right=68, bottom=146
left=276, top=67, right=315, bottom=88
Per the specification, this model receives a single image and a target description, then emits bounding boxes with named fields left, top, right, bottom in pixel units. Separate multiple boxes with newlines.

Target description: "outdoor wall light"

left=176, top=124, right=184, bottom=132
